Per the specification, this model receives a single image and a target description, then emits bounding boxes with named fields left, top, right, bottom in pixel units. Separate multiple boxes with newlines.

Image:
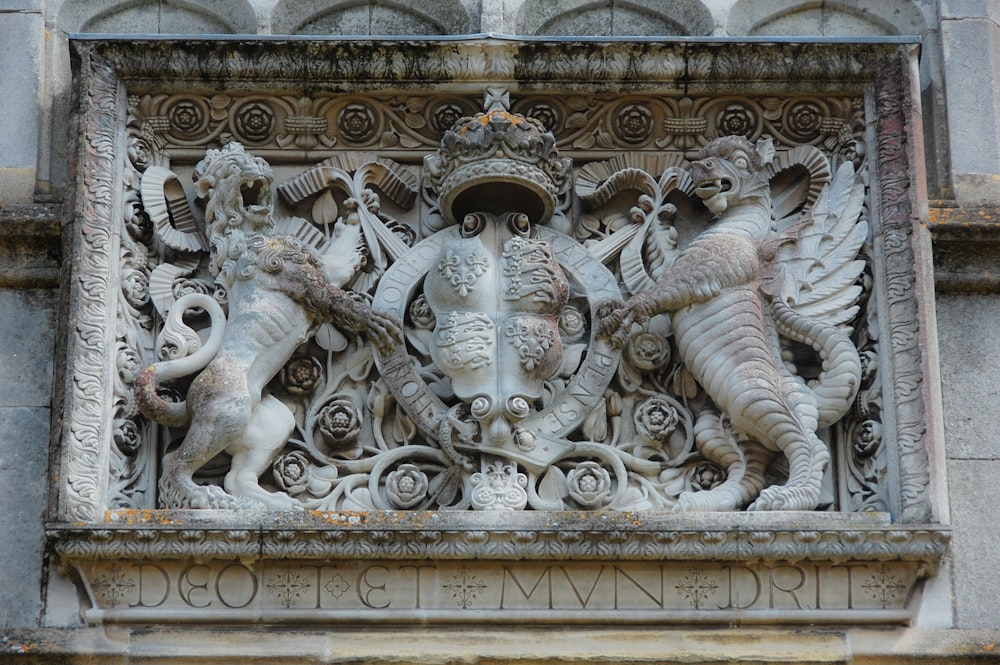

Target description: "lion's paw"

left=748, top=484, right=819, bottom=512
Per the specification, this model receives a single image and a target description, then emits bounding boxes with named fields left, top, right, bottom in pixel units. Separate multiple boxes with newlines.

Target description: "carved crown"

left=425, top=88, right=572, bottom=225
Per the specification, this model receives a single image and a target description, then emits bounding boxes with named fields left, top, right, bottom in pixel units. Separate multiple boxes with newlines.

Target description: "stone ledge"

left=0, top=204, right=61, bottom=289
left=48, top=513, right=948, bottom=627
left=49, top=510, right=949, bottom=566
left=2, top=627, right=999, bottom=664
left=929, top=202, right=1000, bottom=292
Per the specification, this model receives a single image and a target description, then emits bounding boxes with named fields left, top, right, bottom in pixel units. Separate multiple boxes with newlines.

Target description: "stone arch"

left=726, top=0, right=927, bottom=37
left=59, top=0, right=258, bottom=34
left=270, top=0, right=477, bottom=36
left=516, top=0, right=713, bottom=37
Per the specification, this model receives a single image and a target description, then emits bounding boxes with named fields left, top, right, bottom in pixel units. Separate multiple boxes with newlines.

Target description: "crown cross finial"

left=484, top=87, right=510, bottom=112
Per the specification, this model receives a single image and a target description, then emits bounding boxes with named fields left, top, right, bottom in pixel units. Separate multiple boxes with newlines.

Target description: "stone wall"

left=2, top=0, right=1000, bottom=661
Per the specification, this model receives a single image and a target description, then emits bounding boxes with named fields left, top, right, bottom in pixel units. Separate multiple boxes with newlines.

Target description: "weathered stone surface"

left=0, top=407, right=49, bottom=628
left=0, top=10, right=41, bottom=203
left=0, top=289, right=56, bottom=407
left=940, top=12, right=1000, bottom=202
left=946, top=460, right=1000, bottom=629
left=936, top=296, right=1000, bottom=459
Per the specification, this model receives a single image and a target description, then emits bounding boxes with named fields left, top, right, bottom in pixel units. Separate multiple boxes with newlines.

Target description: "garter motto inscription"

left=52, top=38, right=946, bottom=625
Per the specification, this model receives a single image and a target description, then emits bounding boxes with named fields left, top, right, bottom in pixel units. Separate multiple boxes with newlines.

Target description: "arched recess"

left=726, top=0, right=927, bottom=37
left=516, top=0, right=713, bottom=37
left=270, top=0, right=477, bottom=36
left=59, top=0, right=258, bottom=34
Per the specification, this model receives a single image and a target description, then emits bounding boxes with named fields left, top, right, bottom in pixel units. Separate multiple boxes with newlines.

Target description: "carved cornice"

left=71, top=38, right=916, bottom=95
left=50, top=513, right=950, bottom=569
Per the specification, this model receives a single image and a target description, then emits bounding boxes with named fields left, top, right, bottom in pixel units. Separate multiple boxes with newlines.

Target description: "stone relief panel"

left=53, top=38, right=945, bottom=625
left=112, top=84, right=883, bottom=515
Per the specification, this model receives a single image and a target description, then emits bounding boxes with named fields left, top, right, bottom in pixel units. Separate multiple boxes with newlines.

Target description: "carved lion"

left=136, top=143, right=399, bottom=509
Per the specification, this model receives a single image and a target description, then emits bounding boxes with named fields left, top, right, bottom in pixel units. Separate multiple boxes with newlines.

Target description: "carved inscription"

left=76, top=559, right=919, bottom=622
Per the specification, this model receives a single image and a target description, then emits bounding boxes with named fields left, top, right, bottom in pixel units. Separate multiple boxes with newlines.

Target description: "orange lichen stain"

left=983, top=643, right=996, bottom=652
left=105, top=509, right=179, bottom=526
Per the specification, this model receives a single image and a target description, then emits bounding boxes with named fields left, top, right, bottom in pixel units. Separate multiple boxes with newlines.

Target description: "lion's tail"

left=135, top=293, right=227, bottom=428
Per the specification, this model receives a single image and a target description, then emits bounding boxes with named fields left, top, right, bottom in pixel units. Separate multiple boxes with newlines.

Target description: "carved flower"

left=717, top=103, right=755, bottom=137
left=125, top=204, right=153, bottom=244
left=513, top=427, right=536, bottom=452
left=272, top=451, right=311, bottom=496
left=614, top=103, right=654, bottom=144
left=317, top=395, right=363, bottom=456
left=567, top=461, right=613, bottom=508
left=121, top=268, right=150, bottom=309
left=686, top=460, right=725, bottom=491
left=280, top=355, right=323, bottom=395
left=127, top=135, right=152, bottom=170
left=635, top=397, right=680, bottom=444
left=432, top=102, right=466, bottom=134
left=409, top=294, right=436, bottom=329
left=625, top=332, right=670, bottom=370
left=235, top=102, right=274, bottom=142
left=113, top=417, right=142, bottom=456
left=387, top=218, right=416, bottom=247
left=526, top=103, right=559, bottom=132
left=171, top=278, right=209, bottom=300
left=117, top=346, right=141, bottom=384
left=559, top=305, right=586, bottom=342
left=853, top=419, right=882, bottom=459
left=385, top=463, right=429, bottom=508
left=167, top=100, right=204, bottom=135
left=338, top=102, right=377, bottom=143
left=839, top=137, right=866, bottom=169
left=786, top=101, right=822, bottom=138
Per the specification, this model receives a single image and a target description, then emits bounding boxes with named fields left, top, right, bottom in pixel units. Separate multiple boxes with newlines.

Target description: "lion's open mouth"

left=241, top=177, right=270, bottom=213
left=694, top=177, right=733, bottom=200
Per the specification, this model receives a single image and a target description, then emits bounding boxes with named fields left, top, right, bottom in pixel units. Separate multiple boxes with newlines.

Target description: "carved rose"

left=409, top=294, right=436, bottom=329
left=559, top=304, right=586, bottom=342
left=127, top=135, right=152, bottom=170
left=526, top=103, right=559, bottom=132
left=280, top=355, right=323, bottom=395
left=272, top=451, right=311, bottom=496
left=125, top=204, right=153, bottom=244
left=318, top=395, right=363, bottom=456
left=840, top=137, right=866, bottom=169
left=117, top=346, right=141, bottom=385
left=614, top=103, right=654, bottom=144
left=513, top=427, right=536, bottom=452
left=686, top=461, right=725, bottom=491
left=625, top=332, right=670, bottom=370
left=113, top=417, right=142, bottom=455
left=235, top=102, right=274, bottom=142
left=717, top=103, right=755, bottom=137
left=167, top=100, right=204, bottom=135
left=853, top=419, right=882, bottom=458
left=635, top=397, right=680, bottom=444
left=786, top=101, right=822, bottom=138
left=121, top=268, right=150, bottom=309
left=566, top=461, right=613, bottom=508
left=172, top=278, right=210, bottom=300
left=385, top=463, right=429, bottom=508
left=338, top=102, right=377, bottom=143
left=432, top=102, right=466, bottom=133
